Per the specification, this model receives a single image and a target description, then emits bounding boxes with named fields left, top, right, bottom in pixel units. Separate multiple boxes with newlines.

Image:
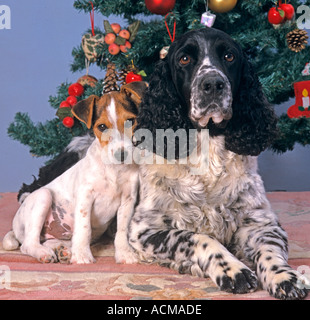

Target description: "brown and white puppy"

left=3, top=81, right=147, bottom=264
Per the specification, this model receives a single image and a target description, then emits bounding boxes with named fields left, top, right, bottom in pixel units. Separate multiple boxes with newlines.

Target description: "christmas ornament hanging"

left=286, top=29, right=308, bottom=52
left=145, top=0, right=176, bottom=15
left=208, top=0, right=237, bottom=13
left=102, top=62, right=120, bottom=94
left=82, top=2, right=104, bottom=62
left=82, top=33, right=105, bottom=62
left=287, top=81, right=310, bottom=118
left=77, top=75, right=98, bottom=88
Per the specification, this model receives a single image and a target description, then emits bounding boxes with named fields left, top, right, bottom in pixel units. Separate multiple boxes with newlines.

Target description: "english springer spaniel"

left=128, top=27, right=309, bottom=300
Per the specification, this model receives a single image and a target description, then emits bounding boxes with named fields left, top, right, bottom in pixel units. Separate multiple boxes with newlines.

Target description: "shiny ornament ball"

left=208, top=0, right=237, bottom=13
left=145, top=0, right=176, bottom=15
left=68, top=83, right=84, bottom=97
left=62, top=117, right=74, bottom=128
left=77, top=75, right=98, bottom=88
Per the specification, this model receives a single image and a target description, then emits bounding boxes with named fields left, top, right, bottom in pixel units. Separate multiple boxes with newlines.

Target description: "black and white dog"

left=17, top=28, right=309, bottom=299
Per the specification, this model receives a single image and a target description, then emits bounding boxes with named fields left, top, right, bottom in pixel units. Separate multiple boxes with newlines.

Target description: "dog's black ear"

left=135, top=59, right=193, bottom=159
left=224, top=55, right=278, bottom=156
left=72, top=95, right=99, bottom=129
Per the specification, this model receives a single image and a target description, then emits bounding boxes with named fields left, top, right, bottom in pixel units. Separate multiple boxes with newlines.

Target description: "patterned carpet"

left=0, top=192, right=309, bottom=300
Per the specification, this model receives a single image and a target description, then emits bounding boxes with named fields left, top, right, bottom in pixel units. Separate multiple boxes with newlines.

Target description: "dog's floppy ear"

left=135, top=59, right=193, bottom=159
left=72, top=95, right=99, bottom=129
left=136, top=59, right=191, bottom=133
left=224, top=55, right=278, bottom=156
left=121, top=81, right=148, bottom=106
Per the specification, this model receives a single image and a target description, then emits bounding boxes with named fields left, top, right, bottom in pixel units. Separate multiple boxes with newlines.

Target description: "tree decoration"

left=144, top=0, right=176, bottom=15
left=287, top=81, right=310, bottom=118
left=81, top=2, right=104, bottom=62
left=286, top=29, right=308, bottom=52
left=102, top=62, right=120, bottom=93
left=208, top=0, right=237, bottom=13
left=103, top=20, right=140, bottom=56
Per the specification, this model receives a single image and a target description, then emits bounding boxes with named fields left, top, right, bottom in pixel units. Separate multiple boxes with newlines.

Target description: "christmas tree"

left=7, top=0, right=310, bottom=159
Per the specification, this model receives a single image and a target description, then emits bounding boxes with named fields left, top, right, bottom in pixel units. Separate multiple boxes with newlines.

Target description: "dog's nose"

left=114, top=148, right=128, bottom=163
left=202, top=74, right=225, bottom=94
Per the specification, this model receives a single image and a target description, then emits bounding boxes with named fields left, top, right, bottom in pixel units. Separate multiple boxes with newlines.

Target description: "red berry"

left=68, top=83, right=84, bottom=97
left=59, top=101, right=71, bottom=108
left=126, top=72, right=143, bottom=84
left=279, top=3, right=295, bottom=21
left=63, top=117, right=74, bottom=128
left=268, top=7, right=285, bottom=25
left=66, top=95, right=78, bottom=106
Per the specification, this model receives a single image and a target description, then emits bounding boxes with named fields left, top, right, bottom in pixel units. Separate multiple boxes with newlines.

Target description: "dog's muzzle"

left=190, top=69, right=233, bottom=128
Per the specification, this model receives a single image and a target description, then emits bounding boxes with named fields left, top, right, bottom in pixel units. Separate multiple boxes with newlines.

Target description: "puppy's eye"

left=97, top=124, right=107, bottom=132
left=180, top=55, right=191, bottom=65
left=224, top=53, right=234, bottom=62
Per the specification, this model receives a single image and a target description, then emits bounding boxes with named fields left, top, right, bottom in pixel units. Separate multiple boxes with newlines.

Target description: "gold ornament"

left=208, top=0, right=237, bottom=13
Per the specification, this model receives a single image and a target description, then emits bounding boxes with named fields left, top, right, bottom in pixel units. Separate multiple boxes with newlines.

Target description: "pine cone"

left=102, top=62, right=120, bottom=93
left=118, top=65, right=139, bottom=85
left=286, top=29, right=308, bottom=53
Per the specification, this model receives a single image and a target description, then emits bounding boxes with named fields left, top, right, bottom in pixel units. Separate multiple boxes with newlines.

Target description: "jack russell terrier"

left=3, top=81, right=147, bottom=264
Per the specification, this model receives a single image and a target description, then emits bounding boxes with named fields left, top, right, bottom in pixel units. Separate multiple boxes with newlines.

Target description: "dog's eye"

left=97, top=124, right=107, bottom=132
left=180, top=55, right=191, bottom=65
left=224, top=53, right=234, bottom=62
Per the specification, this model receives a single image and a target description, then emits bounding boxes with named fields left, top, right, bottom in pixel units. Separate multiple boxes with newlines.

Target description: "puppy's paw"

left=70, top=248, right=96, bottom=264
left=268, top=270, right=309, bottom=300
left=216, top=267, right=258, bottom=294
left=55, top=245, right=72, bottom=264
left=21, top=243, right=57, bottom=263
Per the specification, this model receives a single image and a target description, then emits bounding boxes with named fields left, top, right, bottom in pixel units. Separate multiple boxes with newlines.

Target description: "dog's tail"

left=2, top=230, right=20, bottom=251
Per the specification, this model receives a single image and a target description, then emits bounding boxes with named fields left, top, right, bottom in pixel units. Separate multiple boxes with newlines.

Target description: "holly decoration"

left=56, top=76, right=98, bottom=129
left=145, top=0, right=176, bottom=15
left=103, top=20, right=140, bottom=56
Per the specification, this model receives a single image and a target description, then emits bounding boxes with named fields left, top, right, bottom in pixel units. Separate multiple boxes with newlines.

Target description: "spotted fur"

left=129, top=28, right=309, bottom=299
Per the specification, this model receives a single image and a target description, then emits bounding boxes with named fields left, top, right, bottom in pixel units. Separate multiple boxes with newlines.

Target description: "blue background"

left=0, top=0, right=309, bottom=192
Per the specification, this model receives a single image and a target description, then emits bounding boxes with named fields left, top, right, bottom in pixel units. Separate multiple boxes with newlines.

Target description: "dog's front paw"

left=268, top=270, right=309, bottom=300
left=70, top=248, right=96, bottom=264
left=216, top=267, right=258, bottom=294
left=115, top=250, right=139, bottom=264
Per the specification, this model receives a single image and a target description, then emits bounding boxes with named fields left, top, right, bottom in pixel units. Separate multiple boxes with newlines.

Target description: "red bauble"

left=268, top=7, right=285, bottom=25
left=59, top=101, right=71, bottom=108
left=68, top=83, right=84, bottom=97
left=126, top=72, right=143, bottom=83
left=280, top=3, right=295, bottom=21
left=63, top=117, right=75, bottom=128
left=145, top=0, right=176, bottom=15
left=66, top=95, right=78, bottom=106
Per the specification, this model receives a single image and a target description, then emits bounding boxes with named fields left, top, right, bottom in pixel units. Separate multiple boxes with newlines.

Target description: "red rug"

left=0, top=192, right=309, bottom=300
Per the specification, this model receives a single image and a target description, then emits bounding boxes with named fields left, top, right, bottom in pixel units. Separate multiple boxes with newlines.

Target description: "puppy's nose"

left=114, top=148, right=128, bottom=163
left=202, top=75, right=225, bottom=94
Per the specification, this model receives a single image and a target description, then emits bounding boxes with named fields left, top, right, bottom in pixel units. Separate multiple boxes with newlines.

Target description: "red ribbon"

left=90, top=1, right=95, bottom=36
left=165, top=12, right=176, bottom=43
